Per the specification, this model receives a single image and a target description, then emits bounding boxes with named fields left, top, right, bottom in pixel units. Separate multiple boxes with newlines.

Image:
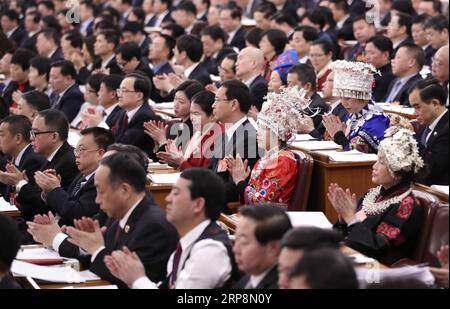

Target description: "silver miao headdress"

left=379, top=126, right=424, bottom=177
left=331, top=60, right=378, bottom=100
left=257, top=87, right=311, bottom=142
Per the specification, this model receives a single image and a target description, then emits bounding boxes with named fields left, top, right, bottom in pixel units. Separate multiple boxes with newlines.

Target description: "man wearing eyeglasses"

left=33, top=127, right=114, bottom=226
left=10, top=110, right=79, bottom=223
left=113, top=73, right=162, bottom=161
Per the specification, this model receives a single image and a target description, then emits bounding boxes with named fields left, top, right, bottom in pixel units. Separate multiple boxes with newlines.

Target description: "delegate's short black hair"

left=410, top=78, right=447, bottom=106
left=176, top=1, right=197, bottom=15
left=51, top=60, right=77, bottom=80
left=37, top=109, right=69, bottom=141
left=38, top=27, right=60, bottom=46
left=41, top=15, right=62, bottom=34
left=260, top=29, right=287, bottom=55
left=239, top=204, right=292, bottom=245
left=176, top=34, right=203, bottom=63
left=80, top=127, right=114, bottom=151
left=63, top=30, right=84, bottom=49
left=311, top=39, right=334, bottom=55
left=288, top=248, right=358, bottom=289
left=221, top=80, right=252, bottom=113
left=245, top=27, right=263, bottom=47
left=126, top=72, right=152, bottom=102
left=424, top=15, right=449, bottom=32
left=0, top=214, right=20, bottom=273
left=97, top=29, right=120, bottom=48
left=329, top=0, right=349, bottom=13
left=191, top=90, right=215, bottom=117
left=0, top=114, right=32, bottom=143
left=26, top=10, right=42, bottom=24
left=201, top=25, right=227, bottom=44
left=100, top=152, right=147, bottom=192
left=162, top=23, right=185, bottom=40
left=394, top=12, right=413, bottom=37
left=223, top=53, right=237, bottom=74
left=1, top=9, right=20, bottom=23
left=180, top=168, right=226, bottom=221
left=421, top=0, right=442, bottom=14
left=122, top=21, right=145, bottom=35
left=255, top=2, right=276, bottom=19
left=175, top=80, right=204, bottom=101
left=222, top=3, right=242, bottom=20
left=106, top=143, right=149, bottom=170
left=271, top=13, right=297, bottom=28
left=366, top=35, right=393, bottom=58
left=301, top=9, right=326, bottom=30
left=288, top=63, right=317, bottom=92
left=391, top=0, right=415, bottom=17
left=398, top=43, right=425, bottom=70
left=11, top=48, right=34, bottom=71
left=412, top=13, right=431, bottom=26
left=116, top=42, right=142, bottom=62
left=293, top=25, right=319, bottom=43
left=22, top=90, right=51, bottom=113
left=87, top=73, right=107, bottom=93
left=281, top=227, right=342, bottom=250
left=101, top=74, right=124, bottom=92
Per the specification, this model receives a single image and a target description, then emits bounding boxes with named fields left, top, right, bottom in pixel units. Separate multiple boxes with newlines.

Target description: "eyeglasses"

left=74, top=147, right=100, bottom=155
left=116, top=88, right=137, bottom=95
left=30, top=130, right=57, bottom=139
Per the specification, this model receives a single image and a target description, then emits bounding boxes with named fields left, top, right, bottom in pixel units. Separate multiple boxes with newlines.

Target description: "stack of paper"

left=148, top=172, right=181, bottom=184
left=290, top=140, right=342, bottom=151
left=11, top=260, right=84, bottom=283
left=148, top=162, right=170, bottom=170
left=287, top=212, right=333, bottom=229
left=356, top=265, right=435, bottom=288
left=431, top=185, right=449, bottom=195
left=0, top=197, right=19, bottom=212
left=315, top=150, right=378, bottom=162
left=291, top=134, right=317, bottom=142
left=153, top=102, right=174, bottom=110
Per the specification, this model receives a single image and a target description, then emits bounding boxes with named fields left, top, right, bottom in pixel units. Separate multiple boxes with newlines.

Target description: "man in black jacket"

left=200, top=25, right=236, bottom=76
left=64, top=153, right=178, bottom=288
left=35, top=127, right=114, bottom=226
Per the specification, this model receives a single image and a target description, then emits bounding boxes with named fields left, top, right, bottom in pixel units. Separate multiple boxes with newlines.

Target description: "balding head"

left=432, top=44, right=449, bottom=82
left=236, top=47, right=265, bottom=81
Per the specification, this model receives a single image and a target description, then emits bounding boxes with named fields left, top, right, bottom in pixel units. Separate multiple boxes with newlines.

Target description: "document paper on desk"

left=315, top=150, right=378, bottom=162
left=287, top=212, right=333, bottom=229
left=290, top=140, right=342, bottom=151
left=0, top=197, right=19, bottom=212
left=430, top=185, right=449, bottom=195
left=11, top=260, right=84, bottom=283
left=356, top=265, right=435, bottom=288
left=148, top=172, right=181, bottom=184
left=16, top=247, right=64, bottom=260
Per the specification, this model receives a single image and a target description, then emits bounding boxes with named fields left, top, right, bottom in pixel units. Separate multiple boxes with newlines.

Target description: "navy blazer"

left=417, top=111, right=449, bottom=186
left=310, top=102, right=349, bottom=139
left=249, top=75, right=268, bottom=111
left=19, top=32, right=38, bottom=54
left=336, top=16, right=355, bottom=41
left=92, top=57, right=124, bottom=75
left=54, top=84, right=85, bottom=123
left=89, top=195, right=178, bottom=288
left=229, top=27, right=246, bottom=51
left=307, top=92, right=330, bottom=128
left=17, top=141, right=79, bottom=221
left=234, top=265, right=278, bottom=289
left=188, top=64, right=212, bottom=86
left=392, top=37, right=415, bottom=58
left=114, top=104, right=162, bottom=161
left=46, top=173, right=99, bottom=226
left=105, top=105, right=123, bottom=128
left=8, top=27, right=26, bottom=46
left=49, top=48, right=64, bottom=63
left=383, top=73, right=423, bottom=106
left=372, top=63, right=396, bottom=103
left=153, top=62, right=174, bottom=76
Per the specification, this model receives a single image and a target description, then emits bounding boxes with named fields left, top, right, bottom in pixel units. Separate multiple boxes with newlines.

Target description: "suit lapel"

left=426, top=111, right=449, bottom=148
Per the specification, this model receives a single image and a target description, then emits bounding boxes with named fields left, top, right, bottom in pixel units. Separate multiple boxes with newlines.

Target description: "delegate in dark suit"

left=229, top=27, right=246, bottom=51
left=202, top=46, right=236, bottom=76
left=310, top=102, right=348, bottom=139
left=45, top=173, right=99, bottom=227
left=49, top=48, right=64, bottom=63
left=54, top=84, right=85, bottom=123
left=105, top=105, right=123, bottom=128
left=16, top=141, right=79, bottom=220
left=113, top=104, right=162, bottom=161
left=249, top=75, right=268, bottom=111
left=188, top=64, right=212, bottom=86
left=392, top=37, right=415, bottom=57
left=383, top=73, right=423, bottom=106
left=306, top=92, right=330, bottom=128
left=233, top=266, right=278, bottom=289
left=8, top=27, right=27, bottom=47
left=19, top=33, right=38, bottom=54
left=92, top=57, right=124, bottom=75
left=89, top=195, right=178, bottom=288
left=417, top=111, right=449, bottom=186
left=209, top=119, right=260, bottom=208
left=372, top=63, right=396, bottom=103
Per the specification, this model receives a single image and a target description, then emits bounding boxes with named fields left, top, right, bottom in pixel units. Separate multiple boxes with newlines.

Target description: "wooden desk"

left=147, top=183, right=173, bottom=209
left=16, top=276, right=111, bottom=289
left=290, top=146, right=375, bottom=223
left=1, top=210, right=21, bottom=219
left=413, top=183, right=449, bottom=204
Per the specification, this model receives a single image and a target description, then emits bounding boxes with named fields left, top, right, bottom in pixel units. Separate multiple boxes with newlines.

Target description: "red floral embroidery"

left=376, top=222, right=401, bottom=239
left=396, top=196, right=414, bottom=220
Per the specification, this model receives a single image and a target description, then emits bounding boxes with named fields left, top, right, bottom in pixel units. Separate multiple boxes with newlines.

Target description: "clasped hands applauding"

left=327, top=183, right=366, bottom=225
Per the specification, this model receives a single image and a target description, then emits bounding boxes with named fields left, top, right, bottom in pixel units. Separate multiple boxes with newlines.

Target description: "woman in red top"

left=156, top=91, right=224, bottom=170
left=259, top=29, right=287, bottom=82
left=310, top=39, right=333, bottom=92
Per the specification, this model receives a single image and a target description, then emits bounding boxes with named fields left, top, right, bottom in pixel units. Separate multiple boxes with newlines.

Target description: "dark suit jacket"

left=8, top=27, right=26, bottom=46
left=140, top=36, right=150, bottom=59
left=188, top=64, right=212, bottom=86
left=424, top=45, right=436, bottom=67
left=417, top=111, right=449, bottom=186
left=233, top=265, right=278, bottom=289
left=92, top=56, right=124, bottom=75
left=209, top=119, right=260, bottom=208
left=54, top=84, right=85, bottom=123
left=249, top=75, right=268, bottom=111
left=2, top=81, right=32, bottom=109
left=89, top=195, right=178, bottom=288
left=1, top=145, right=46, bottom=202
left=336, top=16, right=355, bottom=41
left=49, top=48, right=64, bottom=63
left=19, top=32, right=38, bottom=54
left=114, top=104, right=162, bottom=161
left=383, top=73, right=423, bottom=106
left=46, top=173, right=99, bottom=226
left=105, top=105, right=123, bottom=128
left=201, top=46, right=236, bottom=76
left=17, top=141, right=79, bottom=221
left=229, top=27, right=246, bottom=51
left=146, top=11, right=174, bottom=27
left=153, top=62, right=174, bottom=76
left=372, top=63, right=396, bottom=103
left=310, top=102, right=348, bottom=139
left=306, top=92, right=330, bottom=128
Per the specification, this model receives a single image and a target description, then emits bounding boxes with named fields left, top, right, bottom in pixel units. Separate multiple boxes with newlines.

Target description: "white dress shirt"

left=132, top=220, right=232, bottom=289
left=425, top=110, right=447, bottom=143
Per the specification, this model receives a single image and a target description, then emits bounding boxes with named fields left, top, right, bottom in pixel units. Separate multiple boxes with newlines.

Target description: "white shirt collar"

left=102, top=54, right=115, bottom=68
left=14, top=144, right=31, bottom=166
left=227, top=27, right=240, bottom=44
left=155, top=10, right=169, bottom=27
left=226, top=116, right=248, bottom=141
left=81, top=17, right=94, bottom=32
left=6, top=26, right=18, bottom=38
left=104, top=103, right=119, bottom=117
left=119, top=196, right=144, bottom=229
left=47, top=143, right=64, bottom=162
left=428, top=110, right=447, bottom=133
left=393, top=37, right=408, bottom=50
left=249, top=266, right=273, bottom=288
left=126, top=104, right=143, bottom=123
left=244, top=74, right=259, bottom=88
left=336, top=14, right=350, bottom=29
left=83, top=170, right=96, bottom=182
left=184, top=62, right=199, bottom=79
left=48, top=48, right=58, bottom=58
left=422, top=44, right=431, bottom=51
left=179, top=220, right=211, bottom=251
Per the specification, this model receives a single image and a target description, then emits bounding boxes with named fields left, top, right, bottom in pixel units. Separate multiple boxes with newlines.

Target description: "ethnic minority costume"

left=333, top=102, right=390, bottom=153
left=236, top=148, right=298, bottom=205
left=334, top=182, right=423, bottom=265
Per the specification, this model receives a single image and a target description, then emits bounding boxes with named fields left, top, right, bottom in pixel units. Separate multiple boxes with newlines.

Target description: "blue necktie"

left=386, top=79, right=403, bottom=103
left=420, top=127, right=431, bottom=147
